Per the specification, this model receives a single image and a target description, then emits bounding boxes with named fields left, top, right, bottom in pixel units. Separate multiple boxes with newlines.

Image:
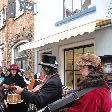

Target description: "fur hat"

left=38, top=55, right=58, bottom=68
left=76, top=53, right=101, bottom=68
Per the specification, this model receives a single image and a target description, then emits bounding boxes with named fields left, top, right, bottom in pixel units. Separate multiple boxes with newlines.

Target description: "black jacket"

left=4, top=74, right=26, bottom=88
left=3, top=74, right=27, bottom=112
left=21, top=74, right=62, bottom=109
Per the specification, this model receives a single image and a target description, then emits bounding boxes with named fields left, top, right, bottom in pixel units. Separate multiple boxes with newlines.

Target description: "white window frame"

left=15, top=0, right=24, bottom=18
left=64, top=0, right=92, bottom=18
left=0, top=9, right=6, bottom=29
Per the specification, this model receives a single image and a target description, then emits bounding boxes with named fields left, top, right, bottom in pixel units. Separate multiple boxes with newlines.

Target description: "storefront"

left=19, top=20, right=112, bottom=89
left=35, top=23, right=112, bottom=89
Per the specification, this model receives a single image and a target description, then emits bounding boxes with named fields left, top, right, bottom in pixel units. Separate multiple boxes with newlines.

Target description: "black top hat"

left=38, top=55, right=58, bottom=68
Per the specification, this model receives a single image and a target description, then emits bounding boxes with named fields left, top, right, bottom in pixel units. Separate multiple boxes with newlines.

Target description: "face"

left=41, top=67, right=47, bottom=75
left=10, top=69, right=17, bottom=76
left=79, top=66, right=89, bottom=78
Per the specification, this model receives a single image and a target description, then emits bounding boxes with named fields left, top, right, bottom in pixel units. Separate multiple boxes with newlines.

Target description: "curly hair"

left=78, top=70, right=107, bottom=91
left=42, top=65, right=58, bottom=75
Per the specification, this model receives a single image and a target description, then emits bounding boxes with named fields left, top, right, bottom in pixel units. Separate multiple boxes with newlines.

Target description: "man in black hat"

left=13, top=55, right=63, bottom=110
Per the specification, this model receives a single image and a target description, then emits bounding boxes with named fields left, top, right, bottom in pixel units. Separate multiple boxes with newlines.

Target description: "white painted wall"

left=34, top=0, right=110, bottom=41
left=95, top=25, right=112, bottom=56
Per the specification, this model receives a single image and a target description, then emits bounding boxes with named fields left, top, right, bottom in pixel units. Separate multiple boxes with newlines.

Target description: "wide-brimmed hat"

left=8, top=64, right=20, bottom=72
left=76, top=53, right=101, bottom=68
left=38, top=55, right=58, bottom=68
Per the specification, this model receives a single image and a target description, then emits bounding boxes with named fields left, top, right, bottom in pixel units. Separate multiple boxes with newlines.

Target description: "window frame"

left=64, top=44, right=94, bottom=89
left=63, top=0, right=92, bottom=19
left=0, top=8, right=6, bottom=29
left=15, top=0, right=25, bottom=19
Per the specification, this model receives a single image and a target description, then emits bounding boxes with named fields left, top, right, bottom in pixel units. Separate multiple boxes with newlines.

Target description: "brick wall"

left=0, top=0, right=35, bottom=72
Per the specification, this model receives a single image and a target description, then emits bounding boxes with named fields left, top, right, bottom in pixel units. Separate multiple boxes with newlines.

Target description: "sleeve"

left=19, top=77, right=27, bottom=88
left=68, top=90, right=101, bottom=112
left=3, top=77, right=10, bottom=85
left=21, top=81, right=60, bottom=108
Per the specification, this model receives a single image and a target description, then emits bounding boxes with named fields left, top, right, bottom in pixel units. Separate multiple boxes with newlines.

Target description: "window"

left=14, top=43, right=27, bottom=70
left=63, top=0, right=91, bottom=18
left=0, top=8, right=6, bottom=29
left=64, top=44, right=94, bottom=89
left=15, top=0, right=24, bottom=18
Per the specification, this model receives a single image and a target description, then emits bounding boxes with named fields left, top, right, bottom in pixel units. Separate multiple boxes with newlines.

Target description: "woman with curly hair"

left=68, top=53, right=111, bottom=112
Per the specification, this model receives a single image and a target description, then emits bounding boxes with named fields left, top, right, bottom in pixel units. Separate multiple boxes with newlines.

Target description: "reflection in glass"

left=64, top=44, right=94, bottom=89
left=14, top=43, right=27, bottom=70
left=65, top=50, right=74, bottom=70
left=74, top=48, right=83, bottom=70
left=65, top=71, right=74, bottom=89
left=74, top=71, right=82, bottom=87
left=63, top=0, right=92, bottom=18
left=84, top=46, right=94, bottom=53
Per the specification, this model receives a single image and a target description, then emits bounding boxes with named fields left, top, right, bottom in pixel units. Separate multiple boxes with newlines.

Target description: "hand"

left=32, top=84, right=42, bottom=93
left=32, top=87, right=39, bottom=93
left=3, top=84, right=9, bottom=89
left=13, top=86, right=24, bottom=94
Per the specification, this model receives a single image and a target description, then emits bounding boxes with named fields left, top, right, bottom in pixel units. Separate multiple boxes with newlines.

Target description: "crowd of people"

left=0, top=53, right=112, bottom=112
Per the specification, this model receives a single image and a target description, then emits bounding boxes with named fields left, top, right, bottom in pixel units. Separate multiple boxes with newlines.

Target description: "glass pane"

left=64, top=0, right=73, bottom=17
left=74, top=71, right=83, bottom=88
left=81, top=0, right=91, bottom=9
left=74, top=48, right=83, bottom=70
left=15, top=60, right=21, bottom=68
left=65, top=50, right=74, bottom=70
left=73, top=0, right=81, bottom=11
left=84, top=46, right=94, bottom=53
left=22, top=59, right=26, bottom=70
left=65, top=71, right=74, bottom=90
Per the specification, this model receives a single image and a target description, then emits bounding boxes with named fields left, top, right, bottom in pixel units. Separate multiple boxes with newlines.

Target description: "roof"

left=19, top=21, right=96, bottom=52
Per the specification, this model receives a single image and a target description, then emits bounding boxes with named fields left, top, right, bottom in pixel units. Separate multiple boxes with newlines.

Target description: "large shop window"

left=64, top=44, right=94, bottom=89
left=64, top=0, right=91, bottom=18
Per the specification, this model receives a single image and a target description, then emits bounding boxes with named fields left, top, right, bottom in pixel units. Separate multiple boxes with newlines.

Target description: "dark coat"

left=4, top=74, right=26, bottom=88
left=3, top=74, right=27, bottom=112
left=68, top=87, right=111, bottom=112
left=21, top=74, right=62, bottom=109
left=68, top=74, right=112, bottom=112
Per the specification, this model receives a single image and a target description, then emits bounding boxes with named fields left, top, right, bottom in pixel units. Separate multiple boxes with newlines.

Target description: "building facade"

left=21, top=0, right=112, bottom=89
left=0, top=0, right=35, bottom=72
